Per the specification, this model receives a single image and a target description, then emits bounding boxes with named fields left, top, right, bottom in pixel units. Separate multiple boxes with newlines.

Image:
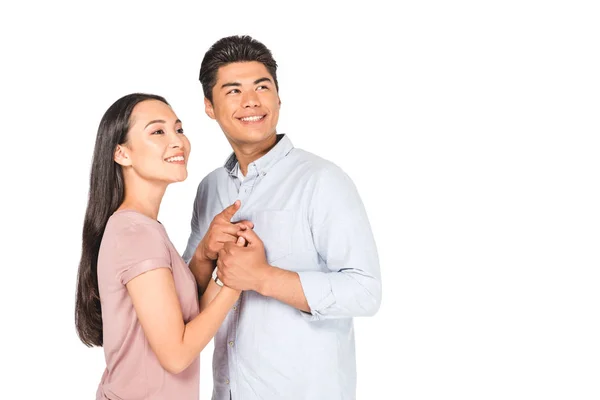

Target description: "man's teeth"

left=241, top=115, right=264, bottom=122
left=166, top=156, right=184, bottom=162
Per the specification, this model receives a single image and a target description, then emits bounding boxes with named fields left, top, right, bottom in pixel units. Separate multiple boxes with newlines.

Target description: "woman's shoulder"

left=99, top=211, right=172, bottom=280
left=101, top=210, right=169, bottom=256
left=105, top=210, right=164, bottom=236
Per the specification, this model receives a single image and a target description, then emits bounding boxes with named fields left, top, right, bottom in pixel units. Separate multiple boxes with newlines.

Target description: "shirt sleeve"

left=182, top=176, right=211, bottom=264
left=297, top=164, right=382, bottom=321
left=114, top=223, right=172, bottom=285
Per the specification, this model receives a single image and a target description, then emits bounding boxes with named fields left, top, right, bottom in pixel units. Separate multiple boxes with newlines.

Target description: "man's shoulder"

left=196, top=166, right=229, bottom=190
left=290, top=147, right=347, bottom=179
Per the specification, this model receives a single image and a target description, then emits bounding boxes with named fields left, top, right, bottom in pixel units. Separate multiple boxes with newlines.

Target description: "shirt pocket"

left=252, top=210, right=293, bottom=263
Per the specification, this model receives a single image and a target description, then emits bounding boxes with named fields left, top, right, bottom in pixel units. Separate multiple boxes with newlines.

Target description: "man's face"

left=205, top=61, right=280, bottom=147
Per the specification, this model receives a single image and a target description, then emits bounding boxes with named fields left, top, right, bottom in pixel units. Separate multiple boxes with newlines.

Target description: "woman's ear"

left=114, top=144, right=132, bottom=166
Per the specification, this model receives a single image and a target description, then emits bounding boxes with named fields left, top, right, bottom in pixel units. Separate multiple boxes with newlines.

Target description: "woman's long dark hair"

left=75, top=93, right=169, bottom=347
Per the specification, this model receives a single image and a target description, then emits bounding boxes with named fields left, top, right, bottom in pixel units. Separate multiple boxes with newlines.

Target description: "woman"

left=75, top=93, right=241, bottom=399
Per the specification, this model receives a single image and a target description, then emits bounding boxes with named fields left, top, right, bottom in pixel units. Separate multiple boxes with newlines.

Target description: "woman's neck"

left=117, top=177, right=167, bottom=220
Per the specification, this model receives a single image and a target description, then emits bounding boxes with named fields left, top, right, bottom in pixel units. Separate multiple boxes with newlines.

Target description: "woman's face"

left=116, top=99, right=191, bottom=184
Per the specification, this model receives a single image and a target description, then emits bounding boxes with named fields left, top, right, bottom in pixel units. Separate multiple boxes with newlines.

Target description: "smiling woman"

left=74, top=93, right=242, bottom=400
left=114, top=100, right=191, bottom=187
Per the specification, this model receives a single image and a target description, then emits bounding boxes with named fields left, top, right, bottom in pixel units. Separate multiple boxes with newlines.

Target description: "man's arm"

left=188, top=253, right=216, bottom=297
left=181, top=190, right=222, bottom=296
left=296, top=166, right=381, bottom=320
left=260, top=267, right=310, bottom=312
left=218, top=228, right=310, bottom=312
left=218, top=165, right=381, bottom=320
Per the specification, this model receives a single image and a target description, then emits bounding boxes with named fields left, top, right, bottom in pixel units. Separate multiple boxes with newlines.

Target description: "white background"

left=1, top=1, right=599, bottom=399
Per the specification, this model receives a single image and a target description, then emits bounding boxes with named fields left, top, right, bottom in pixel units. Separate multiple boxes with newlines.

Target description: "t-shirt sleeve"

left=112, top=223, right=172, bottom=285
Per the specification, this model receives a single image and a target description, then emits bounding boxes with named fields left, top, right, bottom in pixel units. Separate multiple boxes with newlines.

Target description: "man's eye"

left=177, top=128, right=185, bottom=134
left=152, top=129, right=165, bottom=135
left=227, top=89, right=241, bottom=95
left=257, top=85, right=269, bottom=90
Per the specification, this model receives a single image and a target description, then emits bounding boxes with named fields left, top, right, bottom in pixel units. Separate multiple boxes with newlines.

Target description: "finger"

left=236, top=236, right=246, bottom=247
left=223, top=242, right=238, bottom=253
left=216, top=232, right=242, bottom=244
left=219, top=200, right=241, bottom=222
left=216, top=223, right=244, bottom=236
left=216, top=267, right=225, bottom=282
left=235, top=220, right=254, bottom=229
left=236, top=227, right=262, bottom=246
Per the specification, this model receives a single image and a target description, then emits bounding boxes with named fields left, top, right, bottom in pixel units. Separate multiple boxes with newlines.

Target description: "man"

left=183, top=35, right=381, bottom=400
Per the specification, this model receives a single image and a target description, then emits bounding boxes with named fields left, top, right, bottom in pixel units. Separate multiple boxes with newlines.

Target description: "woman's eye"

left=177, top=128, right=185, bottom=134
left=152, top=129, right=165, bottom=135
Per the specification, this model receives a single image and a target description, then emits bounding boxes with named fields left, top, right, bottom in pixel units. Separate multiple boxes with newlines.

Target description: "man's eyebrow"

left=221, top=82, right=241, bottom=89
left=220, top=77, right=273, bottom=89
left=254, top=77, right=272, bottom=85
left=144, top=119, right=181, bottom=128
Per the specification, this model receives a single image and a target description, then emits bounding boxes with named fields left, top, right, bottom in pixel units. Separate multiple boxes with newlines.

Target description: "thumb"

left=220, top=200, right=241, bottom=221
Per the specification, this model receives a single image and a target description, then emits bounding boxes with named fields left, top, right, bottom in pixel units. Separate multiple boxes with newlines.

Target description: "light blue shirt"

left=183, top=135, right=381, bottom=400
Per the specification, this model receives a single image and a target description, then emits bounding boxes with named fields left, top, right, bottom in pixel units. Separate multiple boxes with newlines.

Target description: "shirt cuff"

left=297, top=271, right=335, bottom=320
left=120, top=258, right=172, bottom=285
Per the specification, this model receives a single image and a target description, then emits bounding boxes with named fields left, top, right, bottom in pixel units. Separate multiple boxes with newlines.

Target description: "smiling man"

left=182, top=35, right=382, bottom=400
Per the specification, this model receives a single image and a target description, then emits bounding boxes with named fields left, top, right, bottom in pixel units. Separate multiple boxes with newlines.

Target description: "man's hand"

left=196, top=200, right=253, bottom=261
left=216, top=226, right=271, bottom=292
left=213, top=235, right=246, bottom=288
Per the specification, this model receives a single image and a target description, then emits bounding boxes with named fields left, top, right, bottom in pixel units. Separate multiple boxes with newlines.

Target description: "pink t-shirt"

left=96, top=210, right=200, bottom=400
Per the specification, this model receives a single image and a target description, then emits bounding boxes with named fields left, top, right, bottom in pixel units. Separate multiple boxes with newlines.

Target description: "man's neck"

left=232, top=134, right=279, bottom=175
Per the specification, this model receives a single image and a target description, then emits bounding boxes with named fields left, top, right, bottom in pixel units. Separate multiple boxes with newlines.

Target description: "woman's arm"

left=126, top=269, right=239, bottom=374
left=199, top=279, right=223, bottom=311
left=126, top=235, right=246, bottom=374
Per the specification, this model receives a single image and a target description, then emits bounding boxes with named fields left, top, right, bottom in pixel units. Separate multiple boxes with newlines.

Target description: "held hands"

left=196, top=200, right=254, bottom=261
left=216, top=226, right=271, bottom=292
left=213, top=235, right=246, bottom=288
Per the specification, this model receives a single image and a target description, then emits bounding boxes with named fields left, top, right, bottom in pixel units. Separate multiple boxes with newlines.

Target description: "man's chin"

left=228, top=131, right=277, bottom=145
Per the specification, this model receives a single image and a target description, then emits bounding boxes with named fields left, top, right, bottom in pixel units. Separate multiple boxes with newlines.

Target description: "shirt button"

left=225, top=379, right=230, bottom=384
left=232, top=305, right=237, bottom=311
left=229, top=341, right=234, bottom=347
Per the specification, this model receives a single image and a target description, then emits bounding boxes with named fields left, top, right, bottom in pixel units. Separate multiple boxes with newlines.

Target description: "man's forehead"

left=216, top=61, right=273, bottom=82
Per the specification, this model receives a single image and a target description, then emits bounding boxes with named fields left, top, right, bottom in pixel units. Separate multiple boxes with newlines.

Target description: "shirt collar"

left=224, top=134, right=294, bottom=176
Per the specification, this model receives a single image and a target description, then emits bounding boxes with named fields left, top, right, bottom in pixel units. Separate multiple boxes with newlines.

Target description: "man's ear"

left=114, top=144, right=132, bottom=167
left=204, top=97, right=216, bottom=120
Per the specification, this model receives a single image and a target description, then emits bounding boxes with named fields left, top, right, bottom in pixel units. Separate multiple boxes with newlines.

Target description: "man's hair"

left=199, top=35, right=278, bottom=103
